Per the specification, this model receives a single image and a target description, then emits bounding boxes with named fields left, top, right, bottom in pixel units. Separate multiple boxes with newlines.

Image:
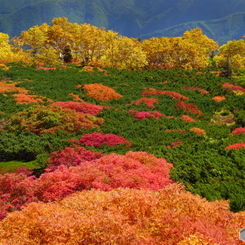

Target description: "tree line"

left=0, top=17, right=244, bottom=70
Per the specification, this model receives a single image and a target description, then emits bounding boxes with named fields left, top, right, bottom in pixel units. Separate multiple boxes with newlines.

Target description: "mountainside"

left=1, top=0, right=245, bottom=44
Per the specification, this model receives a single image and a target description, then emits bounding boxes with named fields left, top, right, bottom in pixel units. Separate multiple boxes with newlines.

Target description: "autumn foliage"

left=76, top=132, right=132, bottom=148
left=181, top=86, right=209, bottom=96
left=82, top=83, right=123, bottom=101
left=181, top=115, right=196, bottom=122
left=130, top=97, right=160, bottom=108
left=142, top=90, right=189, bottom=100
left=0, top=185, right=244, bottom=244
left=46, top=147, right=104, bottom=171
left=129, top=110, right=165, bottom=120
left=2, top=20, right=245, bottom=244
left=189, top=127, right=207, bottom=136
left=5, top=105, right=104, bottom=135
left=0, top=150, right=173, bottom=218
left=12, top=93, right=44, bottom=104
left=51, top=101, right=104, bottom=115
left=226, top=142, right=245, bottom=150
left=231, top=127, right=245, bottom=134
left=176, top=101, right=203, bottom=117
left=212, top=96, right=226, bottom=102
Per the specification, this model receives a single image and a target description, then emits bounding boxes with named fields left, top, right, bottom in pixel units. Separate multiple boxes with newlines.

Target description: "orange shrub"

left=83, top=83, right=123, bottom=101
left=0, top=80, right=28, bottom=94
left=68, top=93, right=83, bottom=101
left=12, top=93, right=43, bottom=104
left=131, top=97, right=159, bottom=108
left=181, top=115, right=196, bottom=122
left=0, top=185, right=243, bottom=244
left=212, top=96, right=226, bottom=102
left=165, top=128, right=187, bottom=134
left=190, top=127, right=206, bottom=135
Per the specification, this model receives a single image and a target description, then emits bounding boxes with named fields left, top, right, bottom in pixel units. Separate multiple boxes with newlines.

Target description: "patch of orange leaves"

left=0, top=80, right=28, bottom=94
left=165, top=128, right=187, bottom=134
left=0, top=79, right=51, bottom=104
left=68, top=93, right=84, bottom=102
left=212, top=96, right=226, bottom=102
left=12, top=94, right=44, bottom=104
left=181, top=115, right=196, bottom=122
left=83, top=83, right=122, bottom=101
left=142, top=90, right=189, bottom=100
left=189, top=127, right=206, bottom=135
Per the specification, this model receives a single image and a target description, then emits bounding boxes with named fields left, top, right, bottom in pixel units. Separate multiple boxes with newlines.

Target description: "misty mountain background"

left=1, top=0, right=245, bottom=45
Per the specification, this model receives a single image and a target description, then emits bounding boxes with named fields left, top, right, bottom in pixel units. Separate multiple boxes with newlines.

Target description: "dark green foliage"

left=0, top=130, right=72, bottom=162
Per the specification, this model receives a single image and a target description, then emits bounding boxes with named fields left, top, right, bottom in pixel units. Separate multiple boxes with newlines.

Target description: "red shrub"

left=168, top=141, right=184, bottom=148
left=142, top=90, right=189, bottom=100
left=0, top=172, right=37, bottom=219
left=129, top=110, right=164, bottom=120
left=52, top=101, right=103, bottom=116
left=181, top=86, right=209, bottom=95
left=77, top=132, right=132, bottom=148
left=231, top=127, right=245, bottom=135
left=222, top=82, right=245, bottom=92
left=63, top=151, right=174, bottom=191
left=46, top=147, right=104, bottom=171
left=226, top=142, right=245, bottom=150
left=131, top=97, right=159, bottom=108
left=176, top=101, right=203, bottom=117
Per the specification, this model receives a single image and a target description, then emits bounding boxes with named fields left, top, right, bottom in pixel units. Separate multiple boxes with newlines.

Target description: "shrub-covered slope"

left=1, top=63, right=245, bottom=243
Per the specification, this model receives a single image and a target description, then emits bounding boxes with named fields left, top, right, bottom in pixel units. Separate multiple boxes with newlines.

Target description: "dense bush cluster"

left=0, top=150, right=173, bottom=220
left=5, top=104, right=104, bottom=135
left=0, top=186, right=244, bottom=244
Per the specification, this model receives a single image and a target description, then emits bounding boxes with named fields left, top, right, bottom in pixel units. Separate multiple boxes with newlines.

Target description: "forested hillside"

left=1, top=0, right=245, bottom=44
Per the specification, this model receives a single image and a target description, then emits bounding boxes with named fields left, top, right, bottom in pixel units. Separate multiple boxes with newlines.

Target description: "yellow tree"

left=0, top=33, right=12, bottom=60
left=182, top=28, right=218, bottom=57
left=100, top=35, right=147, bottom=69
left=141, top=28, right=218, bottom=69
left=141, top=37, right=174, bottom=68
left=48, top=17, right=78, bottom=61
left=15, top=18, right=77, bottom=66
left=15, top=23, right=57, bottom=66
left=216, top=39, right=245, bottom=69
left=0, top=33, right=28, bottom=63
left=169, top=37, right=210, bottom=69
left=170, top=28, right=218, bottom=69
left=19, top=24, right=49, bottom=54
left=72, top=23, right=106, bottom=63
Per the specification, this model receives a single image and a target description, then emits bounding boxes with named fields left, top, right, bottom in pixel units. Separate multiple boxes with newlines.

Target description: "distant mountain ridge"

left=1, top=0, right=245, bottom=44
